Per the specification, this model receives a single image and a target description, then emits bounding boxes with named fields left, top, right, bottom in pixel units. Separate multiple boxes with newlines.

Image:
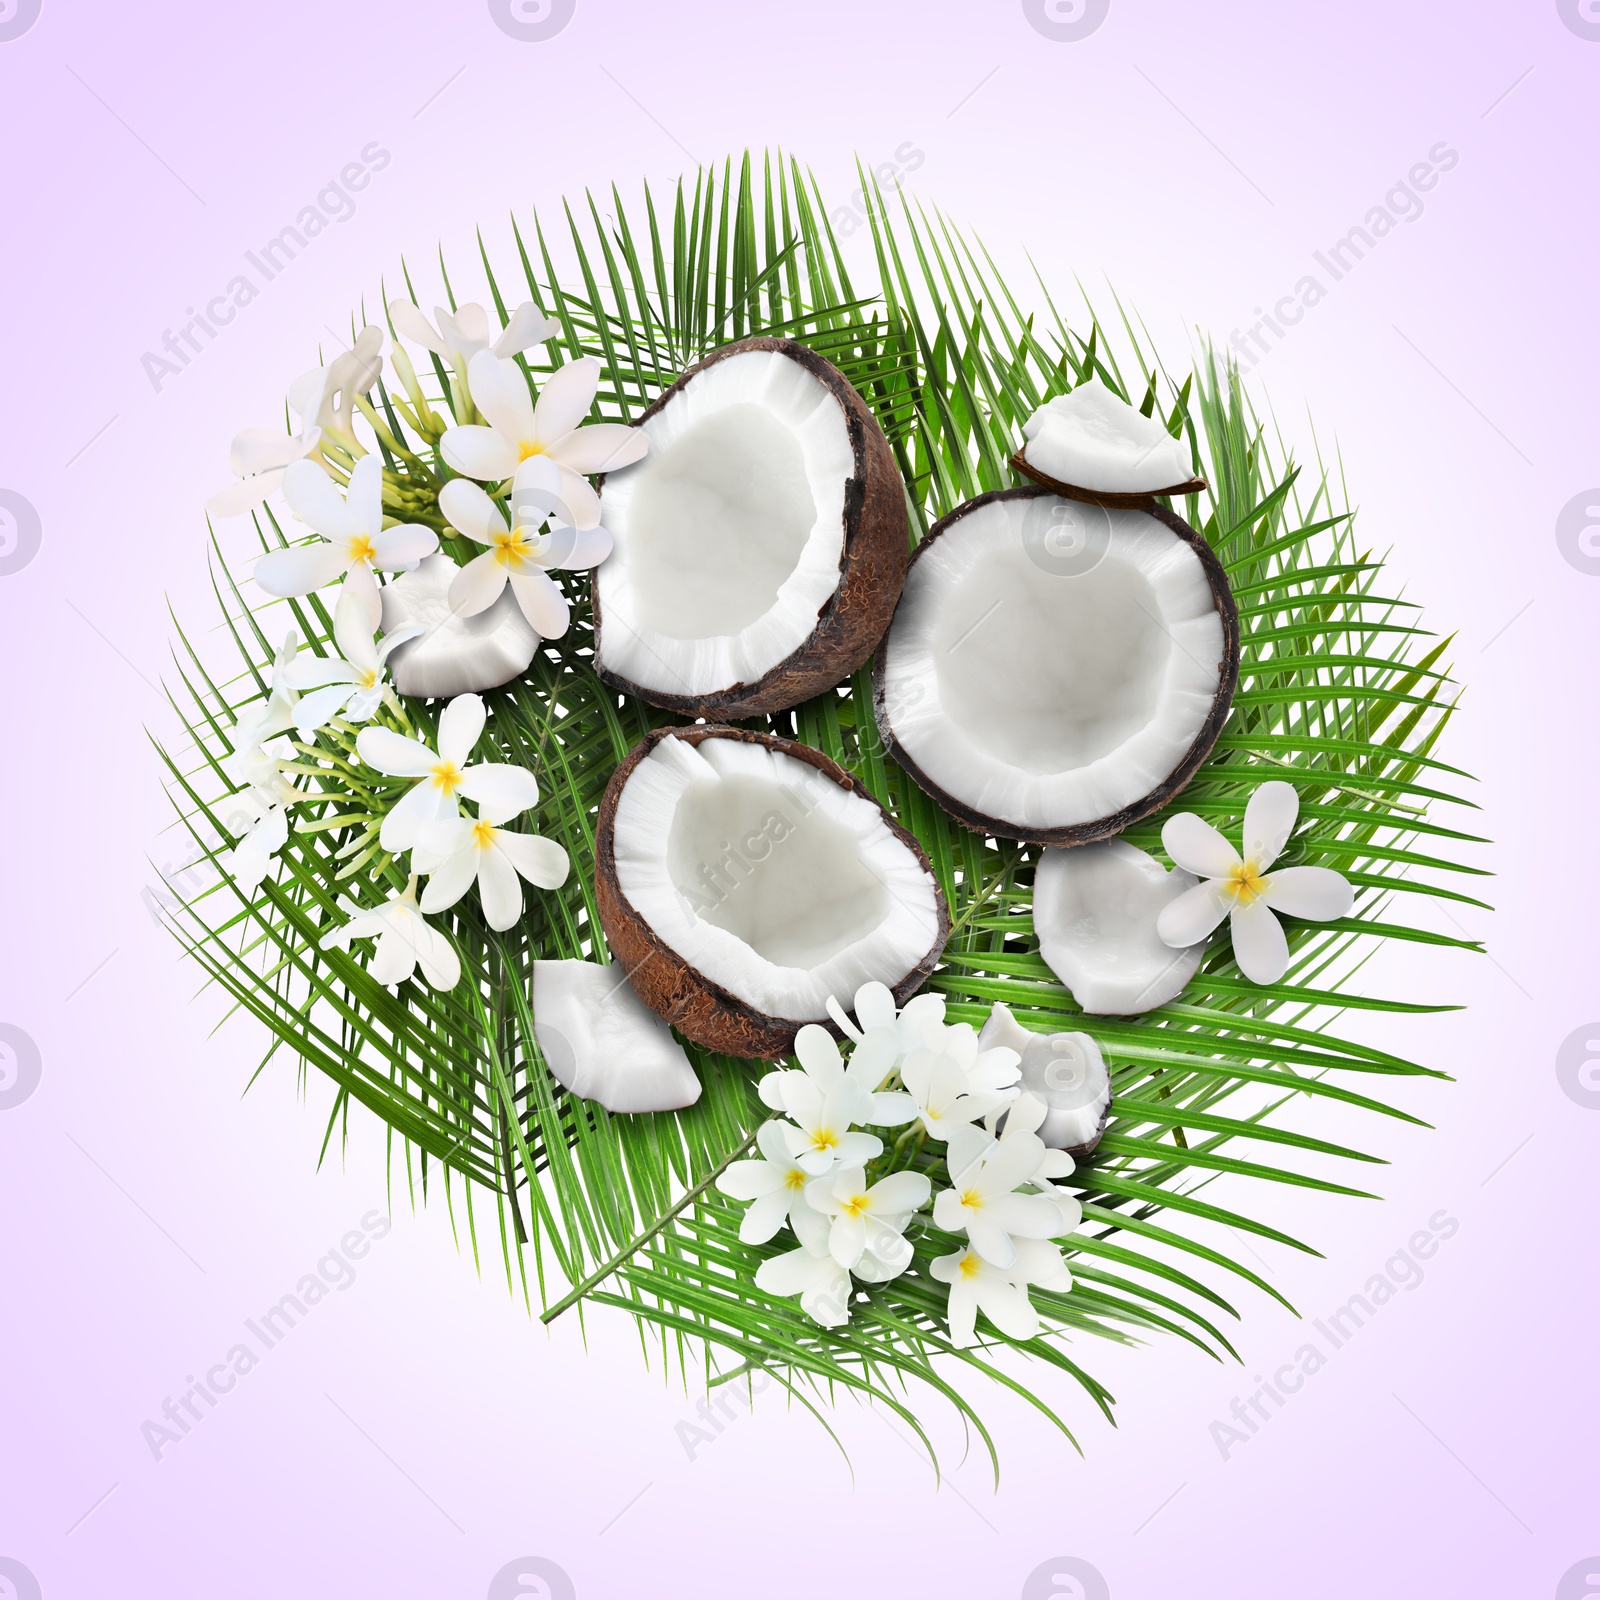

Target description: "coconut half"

left=380, top=553, right=539, bottom=697
left=874, top=487, right=1239, bottom=846
left=1035, top=838, right=1207, bottom=1014
left=594, top=337, right=908, bottom=718
left=1012, top=382, right=1207, bottom=507
left=979, top=1003, right=1112, bottom=1156
left=531, top=959, right=701, bottom=1114
left=595, top=726, right=948, bottom=1058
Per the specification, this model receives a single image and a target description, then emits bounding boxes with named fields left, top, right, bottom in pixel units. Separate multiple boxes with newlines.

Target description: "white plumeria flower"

left=984, top=1093, right=1081, bottom=1200
left=207, top=328, right=385, bottom=517
left=388, top=299, right=559, bottom=363
left=717, top=1121, right=831, bottom=1246
left=1156, top=780, right=1354, bottom=985
left=828, top=980, right=947, bottom=1050
left=284, top=585, right=422, bottom=737
left=412, top=796, right=569, bottom=933
left=319, top=878, right=460, bottom=991
left=255, top=455, right=438, bottom=624
left=899, top=1023, right=1020, bottom=1142
left=804, top=1164, right=930, bottom=1277
left=223, top=630, right=300, bottom=780
left=930, top=1238, right=1074, bottom=1348
left=218, top=736, right=299, bottom=893
left=440, top=353, right=647, bottom=531
left=933, top=1123, right=1071, bottom=1270
left=355, top=692, right=538, bottom=854
left=437, top=462, right=612, bottom=639
left=754, top=1239, right=854, bottom=1328
left=759, top=1022, right=918, bottom=1131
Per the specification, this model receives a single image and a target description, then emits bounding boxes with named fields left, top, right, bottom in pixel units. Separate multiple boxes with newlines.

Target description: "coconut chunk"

left=1035, top=838, right=1207, bottom=1014
left=978, top=1002, right=1112, bottom=1154
left=595, top=726, right=948, bottom=1058
left=875, top=488, right=1238, bottom=845
left=532, top=959, right=701, bottom=1113
left=595, top=337, right=907, bottom=718
left=380, top=553, right=539, bottom=698
left=1017, top=383, right=1199, bottom=499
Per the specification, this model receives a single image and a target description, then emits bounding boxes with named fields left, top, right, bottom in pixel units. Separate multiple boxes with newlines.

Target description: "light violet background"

left=1, top=2, right=1596, bottom=1596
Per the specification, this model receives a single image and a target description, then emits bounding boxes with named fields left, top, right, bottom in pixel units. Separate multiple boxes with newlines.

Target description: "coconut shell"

left=594, top=337, right=909, bottom=719
left=593, top=725, right=950, bottom=1060
left=873, top=486, right=1240, bottom=848
left=1010, top=448, right=1208, bottom=509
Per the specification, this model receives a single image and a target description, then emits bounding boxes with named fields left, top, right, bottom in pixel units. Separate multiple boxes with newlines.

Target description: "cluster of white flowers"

left=718, top=983, right=1083, bottom=1346
left=209, top=300, right=620, bottom=984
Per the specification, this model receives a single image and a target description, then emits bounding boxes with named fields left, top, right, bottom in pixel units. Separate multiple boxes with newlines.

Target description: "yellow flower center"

left=430, top=760, right=464, bottom=795
left=840, top=1194, right=869, bottom=1218
left=348, top=533, right=377, bottom=565
left=491, top=527, right=537, bottom=569
left=516, top=441, right=546, bottom=463
left=356, top=667, right=379, bottom=689
left=784, top=1168, right=807, bottom=1191
left=960, top=1189, right=982, bottom=1210
left=472, top=819, right=496, bottom=850
left=813, top=1129, right=839, bottom=1153
left=1227, top=860, right=1269, bottom=906
left=958, top=1253, right=982, bottom=1280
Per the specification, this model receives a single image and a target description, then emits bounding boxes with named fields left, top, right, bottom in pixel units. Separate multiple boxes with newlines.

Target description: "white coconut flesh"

left=531, top=959, right=701, bottom=1114
left=1035, top=838, right=1207, bottom=1014
left=882, top=496, right=1224, bottom=834
left=611, top=735, right=942, bottom=1023
left=1020, top=382, right=1193, bottom=494
left=596, top=348, right=855, bottom=698
left=381, top=553, right=539, bottom=698
left=979, top=1003, right=1112, bottom=1152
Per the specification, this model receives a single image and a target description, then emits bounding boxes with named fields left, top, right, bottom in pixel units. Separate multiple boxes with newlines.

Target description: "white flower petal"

left=477, top=843, right=524, bottom=931
left=254, top=541, right=349, bottom=599
left=542, top=522, right=612, bottom=571
left=531, top=356, right=601, bottom=446
left=228, top=427, right=307, bottom=478
left=449, top=550, right=511, bottom=619
left=372, top=523, right=439, bottom=574
left=1230, top=899, right=1289, bottom=984
left=418, top=840, right=478, bottom=912
left=381, top=778, right=455, bottom=854
left=457, top=762, right=539, bottom=821
left=440, top=425, right=520, bottom=483
left=495, top=830, right=569, bottom=890
left=1161, top=811, right=1242, bottom=879
left=1259, top=865, right=1353, bottom=921
left=1243, top=780, right=1300, bottom=870
left=493, top=302, right=562, bottom=358
left=548, top=422, right=646, bottom=475
left=439, top=477, right=508, bottom=541
left=436, top=693, right=486, bottom=767
left=344, top=455, right=385, bottom=536
left=356, top=726, right=438, bottom=778
left=388, top=299, right=449, bottom=355
left=467, top=351, right=537, bottom=447
left=1156, top=877, right=1236, bottom=948
left=509, top=571, right=571, bottom=639
left=283, top=458, right=358, bottom=538
left=293, top=682, right=357, bottom=735
left=553, top=466, right=601, bottom=531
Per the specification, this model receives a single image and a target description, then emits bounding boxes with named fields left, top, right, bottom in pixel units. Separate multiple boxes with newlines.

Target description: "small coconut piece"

left=531, top=959, right=701, bottom=1114
left=875, top=487, right=1239, bottom=846
left=1012, top=382, right=1207, bottom=507
left=380, top=553, right=539, bottom=698
left=595, top=726, right=948, bottom=1059
left=1035, top=838, right=1208, bottom=1015
left=978, top=1002, right=1112, bottom=1156
left=594, top=336, right=908, bottom=718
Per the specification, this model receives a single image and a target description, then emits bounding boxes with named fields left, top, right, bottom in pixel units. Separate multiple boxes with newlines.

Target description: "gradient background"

left=2, top=2, right=1596, bottom=1596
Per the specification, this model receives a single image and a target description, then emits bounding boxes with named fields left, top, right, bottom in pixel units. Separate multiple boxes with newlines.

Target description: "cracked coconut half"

left=874, top=487, right=1239, bottom=846
left=380, top=554, right=539, bottom=698
left=594, top=726, right=948, bottom=1059
left=593, top=337, right=908, bottom=718
left=979, top=1003, right=1113, bottom=1156
left=1012, top=381, right=1207, bottom=506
